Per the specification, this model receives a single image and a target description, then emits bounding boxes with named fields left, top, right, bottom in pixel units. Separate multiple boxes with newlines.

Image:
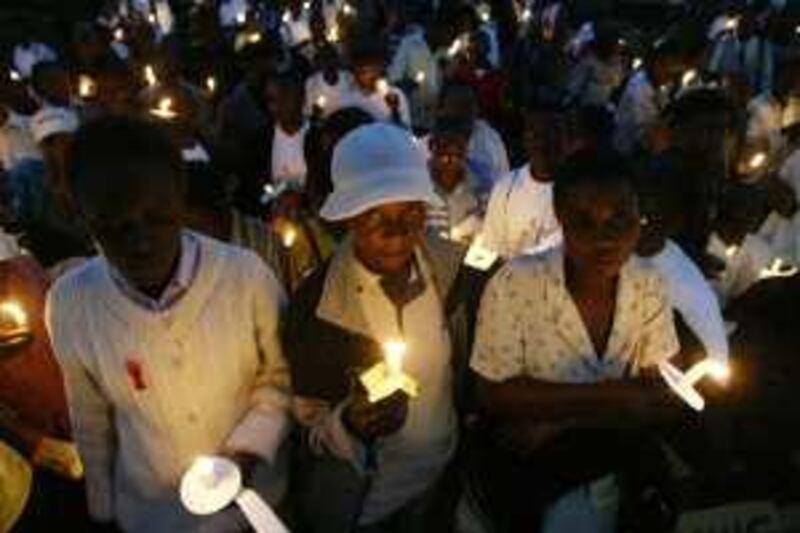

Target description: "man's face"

left=79, top=173, right=185, bottom=295
left=351, top=202, right=427, bottom=275
left=558, top=181, right=640, bottom=279
left=429, top=135, right=468, bottom=192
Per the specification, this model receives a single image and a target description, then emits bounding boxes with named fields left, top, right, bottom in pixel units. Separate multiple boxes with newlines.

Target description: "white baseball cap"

left=30, top=106, right=79, bottom=144
left=320, top=123, right=441, bottom=221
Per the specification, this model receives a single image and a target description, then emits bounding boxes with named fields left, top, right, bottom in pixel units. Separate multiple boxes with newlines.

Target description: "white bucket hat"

left=30, top=106, right=79, bottom=144
left=320, top=123, right=441, bottom=221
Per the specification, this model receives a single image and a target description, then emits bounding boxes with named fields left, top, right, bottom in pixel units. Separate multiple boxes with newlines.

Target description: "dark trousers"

left=12, top=470, right=89, bottom=532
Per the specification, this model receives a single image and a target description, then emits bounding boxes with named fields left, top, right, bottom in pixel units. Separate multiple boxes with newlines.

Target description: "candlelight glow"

left=148, top=13, right=157, bottom=25
left=315, top=95, right=327, bottom=109
left=521, top=8, right=532, bottom=22
left=206, top=76, right=217, bottom=94
left=342, top=3, right=355, bottom=16
left=632, top=57, right=643, bottom=70
left=725, top=16, right=739, bottom=31
left=303, top=1, right=311, bottom=10
left=281, top=225, right=297, bottom=248
left=748, top=151, right=767, bottom=170
left=414, top=70, right=426, bottom=84
left=725, top=245, right=739, bottom=258
left=383, top=340, right=407, bottom=377
left=0, top=301, right=27, bottom=328
left=682, top=69, right=698, bottom=87
left=150, top=97, right=178, bottom=120
left=246, top=32, right=262, bottom=44
left=659, top=358, right=730, bottom=411
left=144, top=65, right=158, bottom=87
left=9, top=69, right=21, bottom=82
left=114, top=27, right=125, bottom=41
left=78, top=75, right=97, bottom=98
left=448, top=36, right=466, bottom=58
left=327, top=25, right=340, bottom=43
left=376, top=78, right=390, bottom=96
left=236, top=11, right=246, bottom=25
left=282, top=11, right=291, bottom=24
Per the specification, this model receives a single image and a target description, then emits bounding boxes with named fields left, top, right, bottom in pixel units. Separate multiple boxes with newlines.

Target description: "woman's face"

left=350, top=202, right=426, bottom=275
left=558, top=180, right=641, bottom=279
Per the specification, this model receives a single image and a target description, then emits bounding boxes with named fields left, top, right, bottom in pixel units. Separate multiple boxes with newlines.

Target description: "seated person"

left=470, top=151, right=682, bottom=533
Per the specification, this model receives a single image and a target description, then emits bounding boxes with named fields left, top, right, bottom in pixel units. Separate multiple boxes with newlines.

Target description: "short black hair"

left=430, top=115, right=472, bottom=143
left=553, top=150, right=636, bottom=213
left=67, top=115, right=183, bottom=201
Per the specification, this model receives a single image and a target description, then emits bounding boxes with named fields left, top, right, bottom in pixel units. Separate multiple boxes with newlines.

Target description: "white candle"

left=658, top=358, right=730, bottom=412
left=759, top=257, right=798, bottom=280
left=632, top=57, right=643, bottom=70
left=78, top=75, right=97, bottom=99
left=359, top=340, right=418, bottom=403
left=383, top=340, right=407, bottom=378
left=681, top=69, right=698, bottom=88
left=206, top=76, right=217, bottom=94
left=144, top=65, right=158, bottom=87
left=748, top=151, right=767, bottom=170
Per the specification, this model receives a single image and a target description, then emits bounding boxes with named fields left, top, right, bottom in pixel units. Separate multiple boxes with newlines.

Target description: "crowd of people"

left=1, top=0, right=800, bottom=531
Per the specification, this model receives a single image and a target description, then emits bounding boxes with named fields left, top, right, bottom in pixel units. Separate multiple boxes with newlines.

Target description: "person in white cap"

left=9, top=106, right=93, bottom=268
left=285, top=123, right=485, bottom=532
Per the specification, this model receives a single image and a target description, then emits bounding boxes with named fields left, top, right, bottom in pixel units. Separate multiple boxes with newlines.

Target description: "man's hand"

left=31, top=437, right=84, bottom=479
left=343, top=386, right=409, bottom=442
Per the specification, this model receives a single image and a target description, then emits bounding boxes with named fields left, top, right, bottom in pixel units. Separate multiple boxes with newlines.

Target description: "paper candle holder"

left=658, top=359, right=729, bottom=412
left=359, top=341, right=419, bottom=404
left=181, top=455, right=289, bottom=533
left=0, top=301, right=33, bottom=350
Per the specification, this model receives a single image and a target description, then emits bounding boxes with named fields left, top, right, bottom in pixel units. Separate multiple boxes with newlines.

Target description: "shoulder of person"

left=47, top=256, right=105, bottom=305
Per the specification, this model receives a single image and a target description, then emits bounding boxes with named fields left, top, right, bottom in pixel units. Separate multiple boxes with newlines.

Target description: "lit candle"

left=181, top=455, right=289, bottom=532
left=448, top=37, right=465, bottom=58
left=150, top=97, right=178, bottom=120
left=236, top=11, right=247, bottom=25
left=281, top=224, right=297, bottom=248
left=681, top=69, right=698, bottom=88
left=144, top=64, right=158, bottom=87
left=303, top=1, right=311, bottom=10
left=359, top=339, right=419, bottom=403
left=376, top=78, right=390, bottom=97
left=246, top=31, right=262, bottom=44
left=114, top=27, right=125, bottom=41
left=0, top=300, right=32, bottom=348
left=148, top=13, right=157, bottom=25
left=658, top=358, right=730, bottom=411
left=414, top=70, right=426, bottom=84
left=632, top=57, right=643, bottom=70
left=759, top=257, right=798, bottom=280
left=521, top=8, right=532, bottom=22
left=327, top=24, right=340, bottom=43
left=206, top=76, right=217, bottom=94
left=9, top=69, right=21, bottom=82
left=725, top=245, right=739, bottom=259
left=342, top=3, right=355, bottom=16
left=315, top=95, right=327, bottom=109
left=78, top=75, right=97, bottom=99
left=463, top=235, right=499, bottom=271
left=725, top=16, right=739, bottom=31
left=282, top=10, right=291, bottom=24
left=748, top=151, right=767, bottom=170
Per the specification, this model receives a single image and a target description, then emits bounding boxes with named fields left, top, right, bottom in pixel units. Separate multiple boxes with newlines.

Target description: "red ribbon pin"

left=126, top=359, right=147, bottom=391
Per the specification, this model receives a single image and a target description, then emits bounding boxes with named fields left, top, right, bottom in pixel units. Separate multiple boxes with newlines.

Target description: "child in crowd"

left=266, top=72, right=309, bottom=189
left=47, top=117, right=291, bottom=532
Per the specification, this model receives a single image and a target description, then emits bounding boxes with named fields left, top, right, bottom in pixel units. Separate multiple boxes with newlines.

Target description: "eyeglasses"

left=357, top=204, right=427, bottom=235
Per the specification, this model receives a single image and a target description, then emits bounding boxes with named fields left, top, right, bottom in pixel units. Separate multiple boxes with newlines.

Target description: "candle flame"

left=383, top=340, right=407, bottom=376
left=148, top=13, right=157, bottom=25
left=681, top=69, right=698, bottom=87
left=327, top=25, right=340, bottom=43
left=414, top=70, right=426, bottom=84
left=725, top=245, right=739, bottom=258
left=78, top=75, right=97, bottom=98
left=725, top=16, right=739, bottom=31
left=206, top=76, right=217, bottom=94
left=342, top=3, right=355, bottom=16
left=632, top=57, right=643, bottom=70
left=282, top=11, right=291, bottom=24
left=114, top=27, right=125, bottom=41
left=246, top=32, right=262, bottom=44
left=0, top=301, right=27, bottom=328
left=315, top=95, right=327, bottom=108
left=281, top=225, right=297, bottom=248
left=144, top=65, right=157, bottom=87
left=448, top=37, right=466, bottom=58
left=748, top=151, right=767, bottom=170
left=9, top=69, right=21, bottom=82
left=376, top=79, right=390, bottom=96
left=236, top=11, right=247, bottom=25
left=521, top=8, right=532, bottom=22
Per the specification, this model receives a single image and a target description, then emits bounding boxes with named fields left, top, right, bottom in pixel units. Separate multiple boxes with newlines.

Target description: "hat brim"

left=320, top=171, right=443, bottom=222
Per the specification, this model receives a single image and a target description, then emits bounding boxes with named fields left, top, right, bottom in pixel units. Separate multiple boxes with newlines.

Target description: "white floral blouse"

left=471, top=247, right=680, bottom=384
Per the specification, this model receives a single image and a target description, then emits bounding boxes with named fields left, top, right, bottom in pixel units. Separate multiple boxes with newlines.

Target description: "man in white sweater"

left=45, top=117, right=291, bottom=532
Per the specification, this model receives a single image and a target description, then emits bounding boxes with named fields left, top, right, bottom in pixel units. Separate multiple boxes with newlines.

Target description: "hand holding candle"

left=658, top=358, right=730, bottom=411
left=359, top=340, right=419, bottom=404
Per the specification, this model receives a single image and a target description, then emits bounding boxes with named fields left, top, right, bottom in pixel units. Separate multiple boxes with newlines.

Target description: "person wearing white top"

left=438, top=83, right=510, bottom=193
left=746, top=58, right=800, bottom=156
left=305, top=45, right=354, bottom=118
left=707, top=232, right=775, bottom=307
left=281, top=1, right=312, bottom=50
left=480, top=109, right=565, bottom=258
left=12, top=41, right=56, bottom=79
left=47, top=117, right=290, bottom=532
left=387, top=24, right=440, bottom=130
left=344, top=43, right=412, bottom=127
left=267, top=75, right=309, bottom=188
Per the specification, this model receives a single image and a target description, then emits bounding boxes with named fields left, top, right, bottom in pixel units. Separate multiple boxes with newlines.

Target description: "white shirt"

left=471, top=247, right=679, bottom=383
left=219, top=0, right=248, bottom=28
left=281, top=11, right=312, bottom=48
left=480, top=165, right=562, bottom=259
left=0, top=111, right=40, bottom=171
left=46, top=234, right=290, bottom=531
left=343, top=85, right=412, bottom=127
left=644, top=241, right=729, bottom=363
left=707, top=233, right=775, bottom=306
left=271, top=123, right=308, bottom=188
left=614, top=70, right=660, bottom=155
left=12, top=42, right=56, bottom=79
left=427, top=181, right=483, bottom=244
left=387, top=26, right=440, bottom=129
left=304, top=71, right=354, bottom=117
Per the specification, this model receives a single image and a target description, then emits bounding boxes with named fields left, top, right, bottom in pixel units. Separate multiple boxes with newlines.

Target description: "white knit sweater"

left=46, top=233, right=291, bottom=532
